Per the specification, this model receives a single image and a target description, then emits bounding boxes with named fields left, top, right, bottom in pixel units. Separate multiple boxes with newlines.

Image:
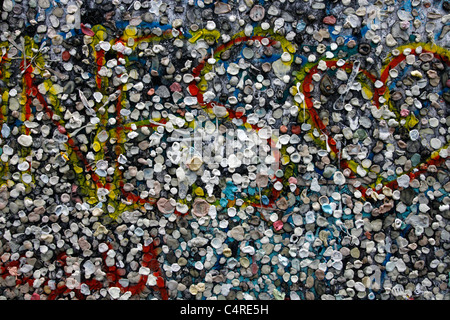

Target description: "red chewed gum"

left=291, top=125, right=301, bottom=135
left=62, top=50, right=71, bottom=61
left=273, top=220, right=284, bottom=231
left=58, top=125, right=66, bottom=134
left=170, top=82, right=182, bottom=92
left=80, top=23, right=95, bottom=37
left=251, top=263, right=258, bottom=275
left=30, top=293, right=40, bottom=300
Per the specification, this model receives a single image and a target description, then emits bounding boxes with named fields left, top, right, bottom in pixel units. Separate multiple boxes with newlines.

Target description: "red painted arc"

left=301, top=49, right=450, bottom=199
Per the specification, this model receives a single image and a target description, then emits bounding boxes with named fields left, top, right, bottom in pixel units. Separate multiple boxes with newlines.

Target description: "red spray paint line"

left=21, top=60, right=34, bottom=135
left=95, top=49, right=105, bottom=89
